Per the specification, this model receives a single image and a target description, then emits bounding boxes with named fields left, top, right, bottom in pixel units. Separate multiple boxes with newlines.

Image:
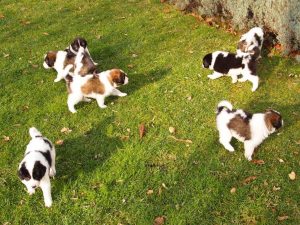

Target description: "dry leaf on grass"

left=3, top=136, right=10, bottom=142
left=139, top=123, right=145, bottom=138
left=43, top=32, right=49, bottom=35
left=154, top=216, right=166, bottom=225
left=61, top=127, right=72, bottom=134
left=3, top=53, right=9, bottom=58
left=251, top=159, right=265, bottom=165
left=132, top=53, right=138, bottom=58
left=230, top=187, right=236, bottom=194
left=242, top=176, right=257, bottom=185
left=169, top=135, right=192, bottom=144
left=168, top=127, right=175, bottom=134
left=278, top=158, right=284, bottom=163
left=31, top=64, right=38, bottom=68
left=20, top=20, right=31, bottom=25
left=278, top=215, right=289, bottom=221
left=0, top=14, right=5, bottom=19
left=127, top=64, right=134, bottom=68
left=273, top=186, right=281, bottom=191
left=55, top=139, right=64, bottom=145
left=288, top=171, right=296, bottom=180
left=146, top=189, right=154, bottom=195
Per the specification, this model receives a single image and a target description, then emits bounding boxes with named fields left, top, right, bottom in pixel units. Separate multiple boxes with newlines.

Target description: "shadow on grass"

left=56, top=116, right=122, bottom=182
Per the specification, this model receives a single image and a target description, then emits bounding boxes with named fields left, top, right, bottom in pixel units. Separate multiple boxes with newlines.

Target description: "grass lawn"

left=0, top=0, right=299, bottom=224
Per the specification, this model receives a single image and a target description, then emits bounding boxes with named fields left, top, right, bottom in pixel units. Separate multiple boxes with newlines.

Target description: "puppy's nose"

left=32, top=185, right=37, bottom=189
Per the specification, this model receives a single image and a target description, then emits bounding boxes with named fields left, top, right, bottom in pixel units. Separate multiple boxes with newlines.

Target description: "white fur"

left=237, top=27, right=264, bottom=56
left=43, top=51, right=74, bottom=83
left=216, top=102, right=277, bottom=161
left=18, top=127, right=56, bottom=207
left=67, top=70, right=128, bottom=113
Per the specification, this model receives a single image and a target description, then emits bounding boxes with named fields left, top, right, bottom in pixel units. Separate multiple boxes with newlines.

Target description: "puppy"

left=66, top=37, right=98, bottom=66
left=216, top=100, right=283, bottom=161
left=43, top=50, right=97, bottom=82
left=67, top=69, right=128, bottom=113
left=237, top=27, right=264, bottom=59
left=202, top=51, right=259, bottom=92
left=18, top=127, right=56, bottom=207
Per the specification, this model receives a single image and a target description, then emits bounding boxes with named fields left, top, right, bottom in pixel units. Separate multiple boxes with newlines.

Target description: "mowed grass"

left=0, top=0, right=300, bottom=224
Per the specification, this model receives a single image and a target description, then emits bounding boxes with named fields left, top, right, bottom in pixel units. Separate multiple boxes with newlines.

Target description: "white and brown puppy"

left=202, top=51, right=259, bottom=92
left=43, top=50, right=97, bottom=82
left=216, top=100, right=283, bottom=161
left=237, top=27, right=264, bottom=59
left=66, top=37, right=98, bottom=66
left=18, top=127, right=56, bottom=207
left=67, top=69, right=128, bottom=113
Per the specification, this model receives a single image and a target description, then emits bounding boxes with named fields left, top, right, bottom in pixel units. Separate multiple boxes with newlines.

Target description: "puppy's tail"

left=29, top=127, right=42, bottom=138
left=217, top=100, right=233, bottom=114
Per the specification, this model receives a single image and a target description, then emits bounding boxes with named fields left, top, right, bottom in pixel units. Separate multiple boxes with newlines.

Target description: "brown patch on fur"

left=264, top=110, right=282, bottom=131
left=108, top=69, right=125, bottom=85
left=228, top=115, right=251, bottom=140
left=45, top=51, right=57, bottom=67
left=81, top=77, right=104, bottom=95
left=237, top=40, right=247, bottom=52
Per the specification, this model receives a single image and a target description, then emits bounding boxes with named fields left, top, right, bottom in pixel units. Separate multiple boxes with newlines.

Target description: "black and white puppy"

left=43, top=50, right=97, bottom=82
left=67, top=69, right=128, bottom=113
left=202, top=51, right=259, bottom=92
left=237, top=27, right=264, bottom=59
left=18, top=127, right=56, bottom=207
left=66, top=37, right=98, bottom=66
left=216, top=100, right=283, bottom=161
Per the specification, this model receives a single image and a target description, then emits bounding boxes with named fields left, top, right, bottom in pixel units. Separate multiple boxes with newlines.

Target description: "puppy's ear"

left=32, top=161, right=46, bottom=181
left=78, top=37, right=87, bottom=48
left=110, top=69, right=126, bottom=85
left=237, top=40, right=247, bottom=52
left=45, top=51, right=56, bottom=67
left=18, top=162, right=31, bottom=181
left=265, top=110, right=282, bottom=130
left=203, top=53, right=212, bottom=68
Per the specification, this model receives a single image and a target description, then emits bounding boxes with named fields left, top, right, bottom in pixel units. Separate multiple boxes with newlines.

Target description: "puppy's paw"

left=245, top=154, right=252, bottom=161
left=207, top=74, right=214, bottom=79
left=251, top=86, right=258, bottom=92
left=28, top=189, right=35, bottom=195
left=49, top=168, right=56, bottom=177
left=54, top=78, right=61, bottom=83
left=119, top=93, right=127, bottom=97
left=83, top=98, right=92, bottom=102
left=231, top=79, right=237, bottom=84
left=45, top=200, right=52, bottom=208
left=100, top=105, right=107, bottom=109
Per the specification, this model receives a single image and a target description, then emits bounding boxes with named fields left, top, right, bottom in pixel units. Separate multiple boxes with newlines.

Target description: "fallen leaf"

left=242, top=176, right=257, bottom=185
left=42, top=32, right=49, bottom=36
left=187, top=96, right=192, bottom=101
left=55, top=139, right=64, bottom=145
left=288, top=171, right=296, bottom=180
left=188, top=50, right=194, bottom=54
left=20, top=20, right=31, bottom=25
left=251, top=159, right=265, bottom=165
left=0, top=14, right=5, bottom=19
left=273, top=186, right=281, bottom=191
left=127, top=64, right=134, bottom=68
left=278, top=158, right=284, bottom=163
left=3, top=53, right=9, bottom=58
left=162, top=183, right=168, bottom=189
left=274, top=44, right=282, bottom=51
left=230, top=187, right=236, bottom=194
left=169, top=135, right=192, bottom=144
left=31, top=64, right=38, bottom=68
left=139, top=123, right=145, bottom=139
left=132, top=53, right=138, bottom=58
left=154, top=216, right=166, bottom=225
left=168, top=127, right=175, bottom=134
left=3, top=136, right=10, bottom=142
left=96, top=35, right=102, bottom=39
left=61, top=127, right=72, bottom=134
left=147, top=189, right=154, bottom=195
left=278, top=215, right=289, bottom=221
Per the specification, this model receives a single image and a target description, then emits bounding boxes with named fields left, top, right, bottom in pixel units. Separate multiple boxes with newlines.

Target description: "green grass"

left=0, top=0, right=300, bottom=224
